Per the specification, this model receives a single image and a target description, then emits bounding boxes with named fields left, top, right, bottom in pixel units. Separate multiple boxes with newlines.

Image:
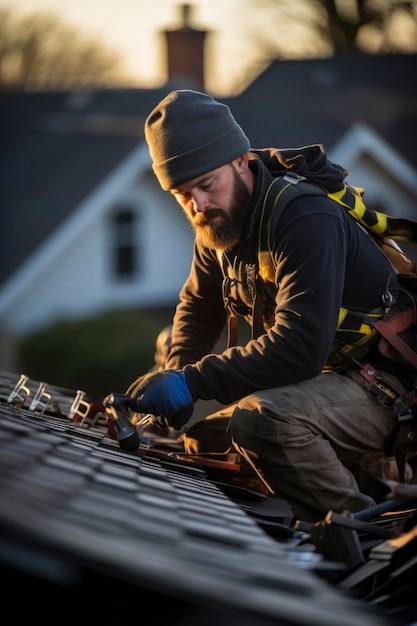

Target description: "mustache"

left=194, top=208, right=226, bottom=226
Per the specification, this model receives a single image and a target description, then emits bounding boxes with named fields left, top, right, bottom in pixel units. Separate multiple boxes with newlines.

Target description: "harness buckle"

left=282, top=172, right=306, bottom=184
left=359, top=362, right=398, bottom=405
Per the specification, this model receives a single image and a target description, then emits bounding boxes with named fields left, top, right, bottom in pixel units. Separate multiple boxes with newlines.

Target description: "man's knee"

left=228, top=394, right=265, bottom=445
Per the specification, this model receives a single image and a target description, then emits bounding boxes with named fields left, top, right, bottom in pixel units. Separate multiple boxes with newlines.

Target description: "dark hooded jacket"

left=165, top=145, right=401, bottom=404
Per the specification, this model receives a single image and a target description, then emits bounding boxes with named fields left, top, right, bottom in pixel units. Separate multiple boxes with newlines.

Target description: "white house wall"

left=0, top=144, right=195, bottom=337
left=97, top=174, right=194, bottom=312
left=1, top=181, right=193, bottom=337
left=133, top=174, right=194, bottom=303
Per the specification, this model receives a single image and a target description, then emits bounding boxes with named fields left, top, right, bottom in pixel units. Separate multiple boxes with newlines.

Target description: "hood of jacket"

left=250, top=144, right=347, bottom=192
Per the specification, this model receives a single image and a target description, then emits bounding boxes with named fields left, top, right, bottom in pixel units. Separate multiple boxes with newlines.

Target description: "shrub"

left=18, top=307, right=174, bottom=399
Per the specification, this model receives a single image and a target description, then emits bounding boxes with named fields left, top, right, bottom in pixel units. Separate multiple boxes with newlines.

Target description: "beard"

left=190, top=166, right=251, bottom=251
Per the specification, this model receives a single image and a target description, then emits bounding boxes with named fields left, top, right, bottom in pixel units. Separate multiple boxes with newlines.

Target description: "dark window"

left=111, top=208, right=137, bottom=278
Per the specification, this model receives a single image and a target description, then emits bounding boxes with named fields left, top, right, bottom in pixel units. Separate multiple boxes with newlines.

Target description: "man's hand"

left=127, top=369, right=194, bottom=430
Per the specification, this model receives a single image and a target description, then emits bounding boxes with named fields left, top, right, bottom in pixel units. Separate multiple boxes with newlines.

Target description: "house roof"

left=1, top=52, right=416, bottom=290
left=227, top=51, right=417, bottom=170
left=1, top=369, right=416, bottom=624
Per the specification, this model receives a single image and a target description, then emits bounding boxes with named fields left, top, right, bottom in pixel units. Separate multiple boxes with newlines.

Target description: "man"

left=127, top=89, right=415, bottom=523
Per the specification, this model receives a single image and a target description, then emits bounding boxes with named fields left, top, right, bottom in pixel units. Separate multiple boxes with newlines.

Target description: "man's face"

left=170, top=158, right=252, bottom=251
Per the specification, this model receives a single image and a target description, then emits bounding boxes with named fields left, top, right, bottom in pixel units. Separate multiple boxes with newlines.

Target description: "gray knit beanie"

left=144, top=90, right=250, bottom=190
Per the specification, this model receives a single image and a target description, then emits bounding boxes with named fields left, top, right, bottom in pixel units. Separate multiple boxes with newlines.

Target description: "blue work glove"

left=127, top=369, right=194, bottom=430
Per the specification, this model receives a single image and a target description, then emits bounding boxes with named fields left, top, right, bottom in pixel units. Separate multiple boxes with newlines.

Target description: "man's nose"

left=191, top=192, right=209, bottom=213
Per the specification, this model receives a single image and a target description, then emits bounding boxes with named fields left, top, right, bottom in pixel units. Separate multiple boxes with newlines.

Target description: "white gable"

left=0, top=142, right=194, bottom=337
left=330, top=121, right=417, bottom=220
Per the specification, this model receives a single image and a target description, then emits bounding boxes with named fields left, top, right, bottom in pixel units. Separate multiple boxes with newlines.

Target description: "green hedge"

left=18, top=308, right=174, bottom=399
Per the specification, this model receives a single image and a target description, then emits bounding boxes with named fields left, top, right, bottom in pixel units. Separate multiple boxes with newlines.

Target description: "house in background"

left=1, top=3, right=417, bottom=369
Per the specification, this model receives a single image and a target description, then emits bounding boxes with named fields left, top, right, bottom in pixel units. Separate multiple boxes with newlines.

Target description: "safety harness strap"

left=365, top=315, right=417, bottom=482
left=224, top=173, right=318, bottom=348
left=373, top=318, right=417, bottom=369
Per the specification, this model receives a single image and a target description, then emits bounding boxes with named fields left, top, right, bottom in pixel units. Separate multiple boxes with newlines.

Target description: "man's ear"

left=233, top=153, right=249, bottom=174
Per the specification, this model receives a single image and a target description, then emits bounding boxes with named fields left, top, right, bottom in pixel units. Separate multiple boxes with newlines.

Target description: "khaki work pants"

left=192, top=372, right=399, bottom=523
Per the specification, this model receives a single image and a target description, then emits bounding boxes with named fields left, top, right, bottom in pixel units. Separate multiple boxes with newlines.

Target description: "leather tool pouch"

left=370, top=304, right=417, bottom=482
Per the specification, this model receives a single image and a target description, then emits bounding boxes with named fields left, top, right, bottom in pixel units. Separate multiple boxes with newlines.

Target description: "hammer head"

left=103, top=392, right=140, bottom=451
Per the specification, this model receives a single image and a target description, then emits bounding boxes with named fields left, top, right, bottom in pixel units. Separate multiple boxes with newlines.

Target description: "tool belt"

left=347, top=305, right=417, bottom=483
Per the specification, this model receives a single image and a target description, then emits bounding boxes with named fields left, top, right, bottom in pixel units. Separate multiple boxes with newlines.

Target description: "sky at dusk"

left=3, top=1, right=417, bottom=94
left=3, top=0, right=270, bottom=95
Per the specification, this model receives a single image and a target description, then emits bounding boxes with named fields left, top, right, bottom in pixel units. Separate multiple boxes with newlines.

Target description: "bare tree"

left=242, top=0, right=417, bottom=61
left=323, top=0, right=417, bottom=52
left=0, top=8, right=134, bottom=90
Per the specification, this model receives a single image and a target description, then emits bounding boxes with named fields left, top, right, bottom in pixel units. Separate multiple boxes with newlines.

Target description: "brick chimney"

left=162, top=4, right=208, bottom=90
